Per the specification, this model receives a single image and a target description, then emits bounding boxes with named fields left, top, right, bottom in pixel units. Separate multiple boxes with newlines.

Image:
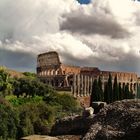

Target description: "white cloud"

left=0, top=0, right=140, bottom=74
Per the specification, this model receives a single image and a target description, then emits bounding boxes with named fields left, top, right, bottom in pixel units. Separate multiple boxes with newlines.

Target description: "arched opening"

left=47, top=70, right=51, bottom=76
left=134, top=83, right=136, bottom=91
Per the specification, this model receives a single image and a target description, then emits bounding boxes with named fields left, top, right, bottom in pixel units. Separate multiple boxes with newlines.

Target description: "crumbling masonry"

left=37, top=51, right=138, bottom=105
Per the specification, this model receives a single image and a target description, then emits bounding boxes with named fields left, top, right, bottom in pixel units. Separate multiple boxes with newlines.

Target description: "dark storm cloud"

left=0, top=0, right=140, bottom=75
left=60, top=13, right=131, bottom=38
left=0, top=48, right=36, bottom=72
left=60, top=48, right=140, bottom=74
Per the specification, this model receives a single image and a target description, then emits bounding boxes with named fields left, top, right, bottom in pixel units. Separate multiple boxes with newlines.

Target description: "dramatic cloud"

left=0, top=0, right=140, bottom=75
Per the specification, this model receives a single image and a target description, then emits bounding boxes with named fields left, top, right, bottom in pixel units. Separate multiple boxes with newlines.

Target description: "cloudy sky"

left=0, top=0, right=140, bottom=75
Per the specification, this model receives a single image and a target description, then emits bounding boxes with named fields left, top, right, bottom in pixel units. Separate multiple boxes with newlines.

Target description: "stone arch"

left=119, top=82, right=122, bottom=88
left=56, top=69, right=61, bottom=75
left=41, top=71, right=43, bottom=76
left=47, top=70, right=51, bottom=75
left=53, top=70, right=55, bottom=75
left=134, top=83, right=137, bottom=91
left=130, top=83, right=133, bottom=91
left=55, top=70, right=58, bottom=75
left=50, top=70, right=53, bottom=75
left=44, top=71, right=46, bottom=76
left=123, top=83, right=125, bottom=90
left=58, top=70, right=61, bottom=75
left=126, top=83, right=130, bottom=90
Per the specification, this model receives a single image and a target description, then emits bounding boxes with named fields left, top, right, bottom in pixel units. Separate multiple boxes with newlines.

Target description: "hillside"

left=0, top=66, right=30, bottom=78
left=6, top=68, right=25, bottom=78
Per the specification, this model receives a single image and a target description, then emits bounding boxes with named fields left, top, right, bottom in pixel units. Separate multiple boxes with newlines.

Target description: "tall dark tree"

left=98, top=76, right=104, bottom=101
left=108, top=73, right=113, bottom=103
left=104, top=83, right=109, bottom=103
left=122, top=83, right=126, bottom=100
left=118, top=83, right=123, bottom=100
left=124, top=84, right=130, bottom=99
left=90, top=79, right=101, bottom=106
left=113, top=75, right=119, bottom=101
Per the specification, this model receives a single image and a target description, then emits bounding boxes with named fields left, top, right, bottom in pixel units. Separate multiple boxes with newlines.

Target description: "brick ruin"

left=37, top=51, right=138, bottom=106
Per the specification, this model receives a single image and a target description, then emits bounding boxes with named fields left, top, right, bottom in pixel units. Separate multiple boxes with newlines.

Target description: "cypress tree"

left=98, top=76, right=104, bottom=101
left=104, top=83, right=109, bottom=103
left=108, top=73, right=113, bottom=103
left=137, top=84, right=140, bottom=99
left=118, top=83, right=123, bottom=100
left=113, top=75, right=119, bottom=101
left=124, top=84, right=130, bottom=99
left=122, top=84, right=125, bottom=100
left=90, top=79, right=101, bottom=106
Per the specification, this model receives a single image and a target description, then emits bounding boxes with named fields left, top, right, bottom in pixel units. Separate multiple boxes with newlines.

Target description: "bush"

left=7, top=95, right=43, bottom=107
left=44, top=93, right=82, bottom=117
left=0, top=98, right=18, bottom=139
left=16, top=102, right=57, bottom=138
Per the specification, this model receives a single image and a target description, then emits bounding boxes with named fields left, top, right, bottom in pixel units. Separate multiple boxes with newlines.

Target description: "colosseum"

left=37, top=51, right=139, bottom=105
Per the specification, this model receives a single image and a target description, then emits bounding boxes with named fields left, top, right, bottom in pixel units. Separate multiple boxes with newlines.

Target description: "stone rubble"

left=21, top=100, right=140, bottom=140
left=51, top=99, right=140, bottom=140
left=83, top=99, right=140, bottom=140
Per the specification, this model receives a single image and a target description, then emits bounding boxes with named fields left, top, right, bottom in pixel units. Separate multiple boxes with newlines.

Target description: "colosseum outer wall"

left=37, top=51, right=139, bottom=100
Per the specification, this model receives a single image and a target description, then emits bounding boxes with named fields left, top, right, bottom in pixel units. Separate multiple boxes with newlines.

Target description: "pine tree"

left=98, top=76, right=104, bottom=101
left=113, top=75, right=119, bottom=101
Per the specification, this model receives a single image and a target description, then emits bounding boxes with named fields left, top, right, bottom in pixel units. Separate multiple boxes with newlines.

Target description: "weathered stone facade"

left=37, top=51, right=138, bottom=102
left=37, top=52, right=80, bottom=90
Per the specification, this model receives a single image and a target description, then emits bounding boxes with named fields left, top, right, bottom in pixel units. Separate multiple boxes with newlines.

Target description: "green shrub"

left=44, top=93, right=82, bottom=117
left=0, top=98, right=18, bottom=139
left=16, top=102, right=57, bottom=138
left=7, top=96, right=43, bottom=107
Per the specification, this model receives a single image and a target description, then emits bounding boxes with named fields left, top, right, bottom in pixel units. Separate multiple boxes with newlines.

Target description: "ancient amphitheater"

left=37, top=51, right=139, bottom=105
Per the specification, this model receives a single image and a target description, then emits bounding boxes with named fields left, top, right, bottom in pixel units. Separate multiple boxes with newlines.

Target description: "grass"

left=57, top=91, right=72, bottom=95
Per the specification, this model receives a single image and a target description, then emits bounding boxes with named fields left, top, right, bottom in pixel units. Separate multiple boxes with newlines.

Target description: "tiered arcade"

left=37, top=51, right=138, bottom=97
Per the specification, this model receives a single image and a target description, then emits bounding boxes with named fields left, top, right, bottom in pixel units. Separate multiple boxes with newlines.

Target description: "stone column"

left=87, top=76, right=90, bottom=96
left=102, top=76, right=105, bottom=91
left=134, top=83, right=137, bottom=97
left=75, top=75, right=78, bottom=96
left=77, top=74, right=80, bottom=96
left=72, top=74, right=77, bottom=97
left=81, top=75, right=84, bottom=96
left=131, top=83, right=133, bottom=93
left=84, top=76, right=87, bottom=96
left=89, top=77, right=93, bottom=95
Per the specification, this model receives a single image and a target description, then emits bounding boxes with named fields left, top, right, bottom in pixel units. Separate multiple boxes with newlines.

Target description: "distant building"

left=37, top=51, right=138, bottom=105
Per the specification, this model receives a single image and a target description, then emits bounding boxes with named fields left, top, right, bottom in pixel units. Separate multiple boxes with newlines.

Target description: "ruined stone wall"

left=80, top=67, right=100, bottom=77
left=101, top=71, right=137, bottom=82
left=61, top=64, right=81, bottom=75
left=37, top=51, right=61, bottom=77
left=37, top=51, right=60, bottom=67
left=101, top=71, right=138, bottom=94
left=72, top=74, right=94, bottom=97
left=37, top=51, right=139, bottom=106
left=37, top=51, right=81, bottom=87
